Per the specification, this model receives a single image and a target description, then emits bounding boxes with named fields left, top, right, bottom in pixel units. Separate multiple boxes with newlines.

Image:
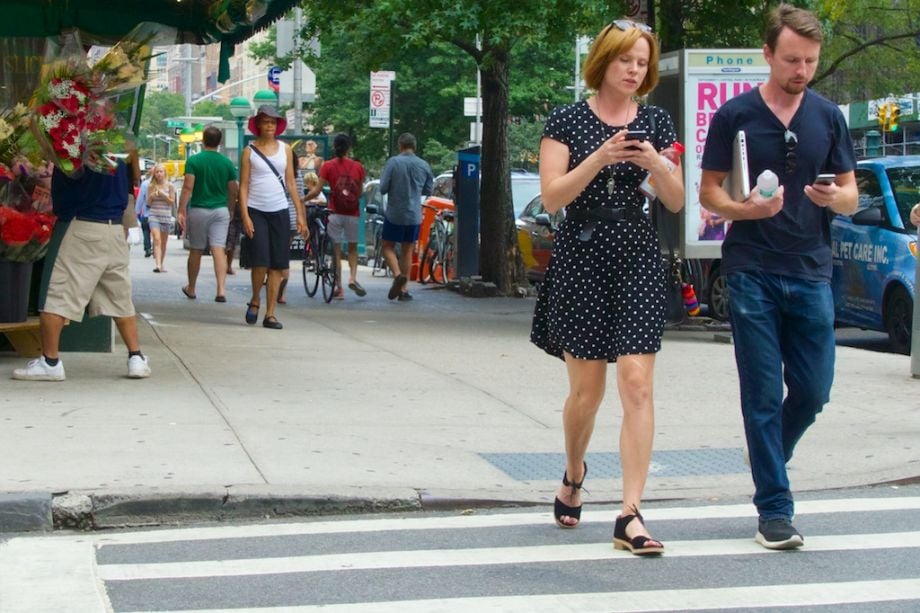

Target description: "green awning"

left=0, top=0, right=300, bottom=82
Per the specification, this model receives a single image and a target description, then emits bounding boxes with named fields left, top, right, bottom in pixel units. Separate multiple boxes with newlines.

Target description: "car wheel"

left=883, top=285, right=912, bottom=355
left=707, top=265, right=729, bottom=321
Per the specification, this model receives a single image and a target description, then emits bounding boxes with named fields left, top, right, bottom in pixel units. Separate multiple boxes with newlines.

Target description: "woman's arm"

left=239, top=148, right=254, bottom=238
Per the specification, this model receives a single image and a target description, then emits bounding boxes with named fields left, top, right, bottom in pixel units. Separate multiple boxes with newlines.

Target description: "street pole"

left=293, top=7, right=303, bottom=134
left=388, top=80, right=396, bottom=159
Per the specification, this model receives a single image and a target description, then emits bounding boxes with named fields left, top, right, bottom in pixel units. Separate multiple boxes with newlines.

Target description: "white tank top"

left=247, top=143, right=288, bottom=213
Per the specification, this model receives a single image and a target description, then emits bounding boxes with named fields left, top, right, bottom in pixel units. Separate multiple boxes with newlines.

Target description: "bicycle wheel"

left=424, top=222, right=446, bottom=284
left=303, top=236, right=319, bottom=297
left=371, top=222, right=387, bottom=277
left=320, top=235, right=338, bottom=303
left=444, top=235, right=456, bottom=283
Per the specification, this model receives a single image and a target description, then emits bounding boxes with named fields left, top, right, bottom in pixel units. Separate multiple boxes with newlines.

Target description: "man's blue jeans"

left=727, top=271, right=835, bottom=520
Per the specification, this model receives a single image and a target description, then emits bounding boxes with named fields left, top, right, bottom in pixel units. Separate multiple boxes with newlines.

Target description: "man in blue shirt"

left=700, top=4, right=857, bottom=550
left=379, top=133, right=434, bottom=301
left=13, top=153, right=152, bottom=382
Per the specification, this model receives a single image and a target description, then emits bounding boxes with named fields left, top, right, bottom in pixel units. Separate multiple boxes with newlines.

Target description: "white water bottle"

left=756, top=170, right=778, bottom=197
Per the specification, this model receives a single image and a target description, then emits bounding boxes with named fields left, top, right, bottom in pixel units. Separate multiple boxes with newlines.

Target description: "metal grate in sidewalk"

left=480, top=448, right=747, bottom=481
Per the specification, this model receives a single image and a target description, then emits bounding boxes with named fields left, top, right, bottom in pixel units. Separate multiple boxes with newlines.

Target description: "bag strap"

left=249, top=144, right=287, bottom=193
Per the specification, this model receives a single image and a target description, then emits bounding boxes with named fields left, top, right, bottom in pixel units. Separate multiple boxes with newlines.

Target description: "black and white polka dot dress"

left=531, top=101, right=677, bottom=362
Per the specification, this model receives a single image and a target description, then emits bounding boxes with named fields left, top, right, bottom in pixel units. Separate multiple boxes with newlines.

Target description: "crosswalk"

left=2, top=494, right=919, bottom=612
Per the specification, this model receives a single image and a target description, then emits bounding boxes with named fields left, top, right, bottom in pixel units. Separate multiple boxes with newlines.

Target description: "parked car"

left=830, top=155, right=920, bottom=353
left=515, top=194, right=563, bottom=285
left=428, top=169, right=541, bottom=218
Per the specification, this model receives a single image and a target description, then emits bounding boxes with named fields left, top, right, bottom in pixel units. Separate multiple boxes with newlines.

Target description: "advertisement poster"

left=681, top=49, right=769, bottom=258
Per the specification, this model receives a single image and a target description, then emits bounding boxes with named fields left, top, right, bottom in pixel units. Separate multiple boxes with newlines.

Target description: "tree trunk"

left=478, top=46, right=524, bottom=294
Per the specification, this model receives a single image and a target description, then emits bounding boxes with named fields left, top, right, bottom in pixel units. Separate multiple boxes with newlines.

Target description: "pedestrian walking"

left=379, top=132, right=434, bottom=301
left=278, top=150, right=305, bottom=305
left=13, top=152, right=151, bottom=381
left=239, top=105, right=307, bottom=328
left=531, top=18, right=684, bottom=555
left=135, top=168, right=153, bottom=257
left=699, top=3, right=858, bottom=550
left=304, top=133, right=366, bottom=300
left=177, top=126, right=239, bottom=302
left=144, top=163, right=176, bottom=273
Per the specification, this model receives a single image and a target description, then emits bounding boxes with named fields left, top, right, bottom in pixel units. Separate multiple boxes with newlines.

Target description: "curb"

left=0, top=492, right=53, bottom=532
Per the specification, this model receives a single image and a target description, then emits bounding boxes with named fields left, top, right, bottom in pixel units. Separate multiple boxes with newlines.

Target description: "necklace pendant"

left=607, top=176, right=615, bottom=196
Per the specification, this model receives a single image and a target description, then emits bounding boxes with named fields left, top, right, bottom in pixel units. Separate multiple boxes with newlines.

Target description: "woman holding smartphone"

left=531, top=18, right=684, bottom=555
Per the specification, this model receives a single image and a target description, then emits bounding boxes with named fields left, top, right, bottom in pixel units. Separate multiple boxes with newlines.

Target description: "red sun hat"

left=248, top=105, right=287, bottom=136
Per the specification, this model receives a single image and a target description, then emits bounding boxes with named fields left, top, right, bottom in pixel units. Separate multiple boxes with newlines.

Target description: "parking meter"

left=455, top=146, right=480, bottom=277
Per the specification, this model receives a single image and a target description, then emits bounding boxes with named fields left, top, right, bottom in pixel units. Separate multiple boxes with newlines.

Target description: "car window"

left=886, top=166, right=920, bottom=230
left=432, top=174, right=454, bottom=199
left=511, top=178, right=542, bottom=218
left=522, top=195, right=544, bottom=218
left=855, top=169, right=885, bottom=213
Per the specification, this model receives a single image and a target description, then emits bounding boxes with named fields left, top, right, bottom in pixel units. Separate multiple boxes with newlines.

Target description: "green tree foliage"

left=297, top=0, right=620, bottom=292
left=137, top=90, right=184, bottom=159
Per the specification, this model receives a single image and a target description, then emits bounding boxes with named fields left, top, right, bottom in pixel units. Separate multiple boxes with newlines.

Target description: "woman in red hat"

left=238, top=105, right=307, bottom=329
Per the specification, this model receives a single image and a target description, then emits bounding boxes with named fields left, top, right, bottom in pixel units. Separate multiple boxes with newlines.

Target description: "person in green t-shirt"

left=178, top=126, right=239, bottom=302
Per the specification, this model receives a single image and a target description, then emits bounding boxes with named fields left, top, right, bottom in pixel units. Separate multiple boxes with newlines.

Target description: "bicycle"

left=366, top=202, right=389, bottom=277
left=301, top=205, right=339, bottom=303
left=418, top=203, right=456, bottom=285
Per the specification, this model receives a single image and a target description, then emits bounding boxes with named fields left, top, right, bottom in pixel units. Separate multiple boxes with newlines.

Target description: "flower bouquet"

left=29, top=26, right=152, bottom=177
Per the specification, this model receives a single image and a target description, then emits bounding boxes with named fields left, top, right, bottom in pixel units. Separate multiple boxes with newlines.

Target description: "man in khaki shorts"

left=13, top=156, right=151, bottom=382
left=178, top=126, right=239, bottom=302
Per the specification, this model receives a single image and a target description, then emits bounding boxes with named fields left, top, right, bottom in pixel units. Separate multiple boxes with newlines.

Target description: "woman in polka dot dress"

left=532, top=20, right=684, bottom=555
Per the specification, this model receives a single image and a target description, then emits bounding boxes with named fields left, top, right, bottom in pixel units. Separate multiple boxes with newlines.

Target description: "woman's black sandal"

left=613, top=506, right=664, bottom=556
left=553, top=462, right=587, bottom=529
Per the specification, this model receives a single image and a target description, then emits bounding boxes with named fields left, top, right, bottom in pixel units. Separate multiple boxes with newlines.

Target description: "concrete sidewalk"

left=2, top=237, right=919, bottom=531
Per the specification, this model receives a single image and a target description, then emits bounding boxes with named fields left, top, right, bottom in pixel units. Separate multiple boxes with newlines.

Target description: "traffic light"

left=890, top=104, right=901, bottom=132
left=177, top=143, right=186, bottom=158
left=878, top=103, right=889, bottom=130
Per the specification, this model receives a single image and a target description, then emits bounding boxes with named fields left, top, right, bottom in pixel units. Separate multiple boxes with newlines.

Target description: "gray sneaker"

left=756, top=517, right=804, bottom=550
left=12, top=357, right=65, bottom=381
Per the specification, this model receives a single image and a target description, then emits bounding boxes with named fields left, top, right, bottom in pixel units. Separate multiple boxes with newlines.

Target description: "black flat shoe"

left=553, top=462, right=587, bottom=529
left=262, top=316, right=283, bottom=330
left=613, top=506, right=664, bottom=556
left=245, top=302, right=259, bottom=325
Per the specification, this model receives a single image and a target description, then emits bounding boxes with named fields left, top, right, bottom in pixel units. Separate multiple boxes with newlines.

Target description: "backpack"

left=331, top=159, right=361, bottom=214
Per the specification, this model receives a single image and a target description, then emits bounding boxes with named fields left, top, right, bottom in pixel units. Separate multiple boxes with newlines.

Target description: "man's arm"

left=177, top=174, right=195, bottom=231
left=804, top=171, right=858, bottom=216
left=379, top=160, right=392, bottom=194
left=699, top=169, right=784, bottom=222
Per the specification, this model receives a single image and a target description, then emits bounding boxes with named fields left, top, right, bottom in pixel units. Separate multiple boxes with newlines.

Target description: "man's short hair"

left=202, top=126, right=222, bottom=148
left=397, top=132, right=416, bottom=151
left=765, top=3, right=823, bottom=51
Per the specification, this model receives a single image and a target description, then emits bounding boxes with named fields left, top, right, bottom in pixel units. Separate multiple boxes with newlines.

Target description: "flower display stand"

left=0, top=259, right=31, bottom=323
left=0, top=317, right=42, bottom=357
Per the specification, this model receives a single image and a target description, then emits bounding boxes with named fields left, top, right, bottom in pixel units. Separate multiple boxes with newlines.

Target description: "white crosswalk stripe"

left=2, top=494, right=919, bottom=612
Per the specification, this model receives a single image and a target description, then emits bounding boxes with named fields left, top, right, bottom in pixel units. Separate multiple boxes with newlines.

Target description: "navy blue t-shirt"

left=701, top=87, right=856, bottom=281
left=51, top=161, right=129, bottom=222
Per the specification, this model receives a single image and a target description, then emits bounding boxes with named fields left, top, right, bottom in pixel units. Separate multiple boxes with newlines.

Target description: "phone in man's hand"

left=814, top=173, right=835, bottom=185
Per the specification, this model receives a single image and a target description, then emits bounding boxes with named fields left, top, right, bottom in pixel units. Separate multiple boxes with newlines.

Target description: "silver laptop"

left=723, top=130, right=750, bottom=201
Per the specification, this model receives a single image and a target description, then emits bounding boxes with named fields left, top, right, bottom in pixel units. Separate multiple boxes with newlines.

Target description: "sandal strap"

left=562, top=461, right=588, bottom=494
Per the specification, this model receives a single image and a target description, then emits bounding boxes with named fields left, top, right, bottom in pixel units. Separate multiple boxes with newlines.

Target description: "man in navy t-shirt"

left=12, top=153, right=152, bottom=382
left=700, top=4, right=858, bottom=551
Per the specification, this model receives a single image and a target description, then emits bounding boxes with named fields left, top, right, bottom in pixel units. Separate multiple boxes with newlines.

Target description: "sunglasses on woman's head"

left=611, top=19, right=653, bottom=33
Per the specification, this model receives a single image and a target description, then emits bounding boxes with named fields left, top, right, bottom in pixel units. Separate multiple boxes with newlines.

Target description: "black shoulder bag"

left=646, top=106, right=686, bottom=324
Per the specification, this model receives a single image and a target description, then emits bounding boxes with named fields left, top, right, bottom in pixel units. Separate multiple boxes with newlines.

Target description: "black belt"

left=75, top=217, right=122, bottom=225
left=566, top=207, right=645, bottom=223
left=567, top=207, right=645, bottom=242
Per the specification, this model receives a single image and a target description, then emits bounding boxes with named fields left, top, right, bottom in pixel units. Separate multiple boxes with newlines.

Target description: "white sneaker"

left=12, top=357, right=65, bottom=381
left=127, top=355, right=151, bottom=379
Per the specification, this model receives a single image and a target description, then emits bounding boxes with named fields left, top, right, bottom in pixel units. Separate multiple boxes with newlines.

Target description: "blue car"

left=831, top=156, right=920, bottom=353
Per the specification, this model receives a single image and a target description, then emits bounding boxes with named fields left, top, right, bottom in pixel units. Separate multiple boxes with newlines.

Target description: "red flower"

left=0, top=208, right=35, bottom=247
